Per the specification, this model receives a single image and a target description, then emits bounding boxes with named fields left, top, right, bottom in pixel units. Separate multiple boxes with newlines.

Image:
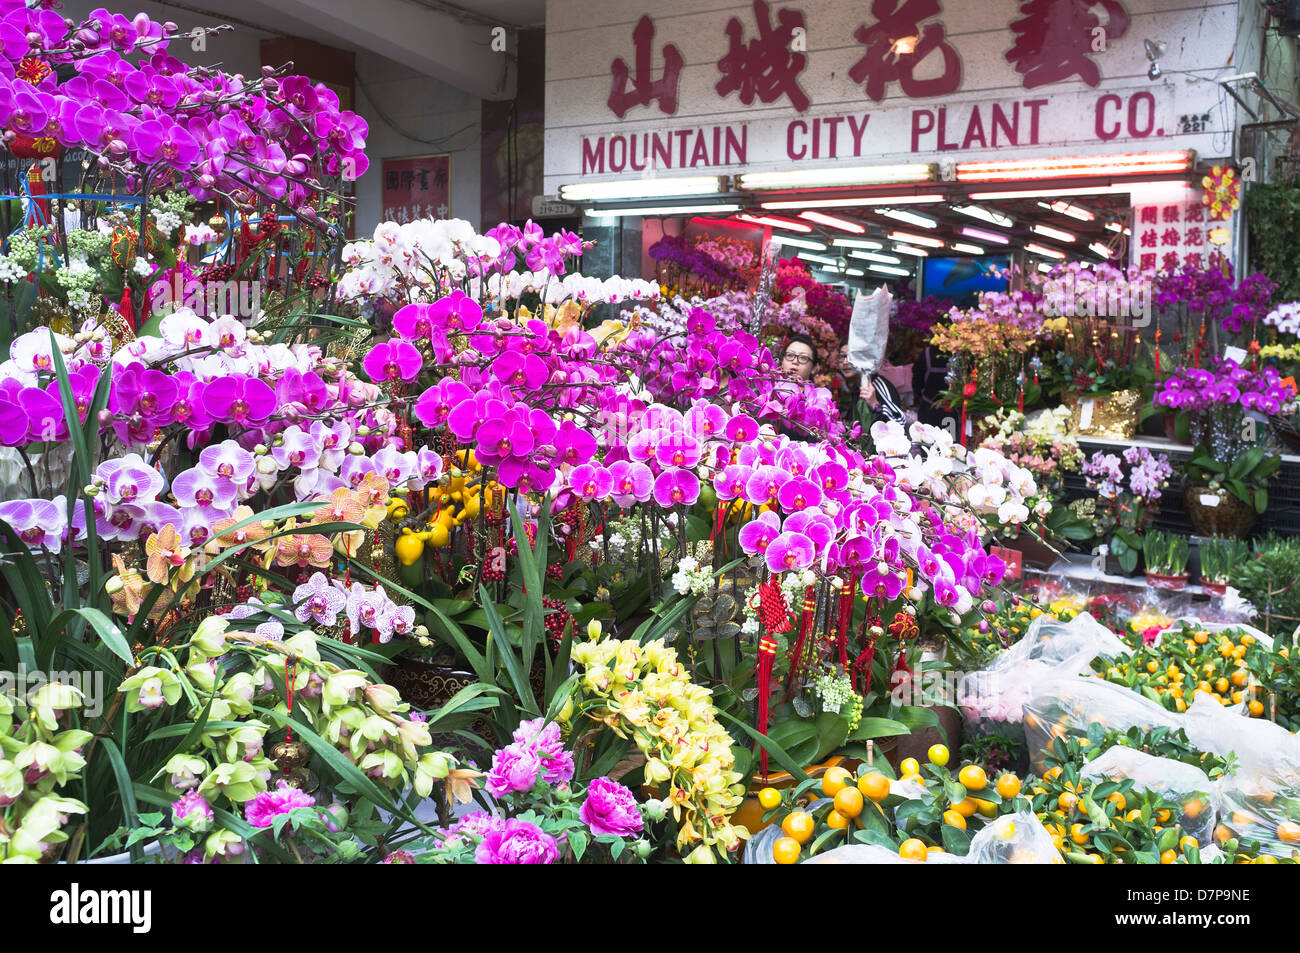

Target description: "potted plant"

left=1142, top=530, right=1190, bottom=589
left=1156, top=358, right=1287, bottom=538
left=1196, top=537, right=1249, bottom=595
left=1081, top=447, right=1174, bottom=575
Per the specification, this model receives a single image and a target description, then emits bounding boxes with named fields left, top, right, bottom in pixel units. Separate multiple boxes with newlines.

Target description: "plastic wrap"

left=804, top=843, right=964, bottom=864
left=963, top=812, right=1064, bottom=864
left=1184, top=695, right=1300, bottom=858
left=960, top=612, right=1130, bottom=730
left=847, top=286, right=891, bottom=377
left=1023, top=676, right=1182, bottom=771
left=1080, top=746, right=1219, bottom=846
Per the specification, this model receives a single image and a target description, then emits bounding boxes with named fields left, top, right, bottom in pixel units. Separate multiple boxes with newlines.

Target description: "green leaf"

left=940, top=823, right=971, bottom=856
left=847, top=716, right=911, bottom=741
left=568, top=828, right=588, bottom=862
left=479, top=583, right=539, bottom=718
left=717, top=710, right=811, bottom=781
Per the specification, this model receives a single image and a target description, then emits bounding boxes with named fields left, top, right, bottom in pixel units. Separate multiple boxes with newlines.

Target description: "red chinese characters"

left=608, top=15, right=684, bottom=118
left=848, top=0, right=962, bottom=102
left=716, top=0, right=810, bottom=112
left=1005, top=0, right=1129, bottom=89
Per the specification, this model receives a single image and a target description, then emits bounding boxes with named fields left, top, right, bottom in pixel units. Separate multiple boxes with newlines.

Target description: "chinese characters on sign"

left=381, top=154, right=451, bottom=224
left=1132, top=201, right=1210, bottom=271
left=605, top=0, right=1132, bottom=117
left=716, top=0, right=810, bottom=112
left=1005, top=0, right=1128, bottom=88
left=608, top=15, right=683, bottom=117
left=849, top=0, right=962, bottom=102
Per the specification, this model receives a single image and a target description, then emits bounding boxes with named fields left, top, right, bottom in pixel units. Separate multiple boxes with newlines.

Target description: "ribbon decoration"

left=960, top=367, right=978, bottom=448
left=751, top=577, right=792, bottom=778
left=284, top=657, right=298, bottom=744
left=784, top=586, right=817, bottom=701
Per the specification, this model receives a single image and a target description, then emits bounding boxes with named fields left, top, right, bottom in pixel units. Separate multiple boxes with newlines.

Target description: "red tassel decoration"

left=784, top=587, right=817, bottom=700
left=756, top=634, right=778, bottom=778
left=834, top=577, right=855, bottom=672
left=119, top=287, right=135, bottom=333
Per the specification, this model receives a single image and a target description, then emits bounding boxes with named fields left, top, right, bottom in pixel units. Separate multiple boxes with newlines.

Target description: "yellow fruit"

left=976, top=798, right=998, bottom=819
left=1070, top=823, right=1088, bottom=845
left=1278, top=821, right=1300, bottom=844
left=996, top=774, right=1021, bottom=799
left=958, top=765, right=988, bottom=791
left=1125, top=809, right=1142, bottom=823
left=899, top=838, right=928, bottom=861
left=1179, top=835, right=1198, bottom=852
left=1183, top=798, right=1205, bottom=820
left=943, top=809, right=967, bottom=830
left=1160, top=849, right=1176, bottom=864
left=1058, top=792, right=1078, bottom=812
left=1249, top=700, right=1265, bottom=717
left=782, top=811, right=815, bottom=844
left=772, top=836, right=801, bottom=864
left=821, top=766, right=852, bottom=798
left=394, top=532, right=425, bottom=566
left=1214, top=824, right=1233, bottom=844
left=833, top=787, right=864, bottom=819
left=1107, top=792, right=1126, bottom=811
left=427, top=522, right=451, bottom=548
left=826, top=809, right=850, bottom=830
left=927, top=744, right=950, bottom=767
left=1155, top=809, right=1172, bottom=823
left=757, top=787, right=781, bottom=810
left=858, top=772, right=891, bottom=803
left=1146, top=661, right=1159, bottom=674
left=900, top=757, right=920, bottom=776
left=952, top=797, right=979, bottom=818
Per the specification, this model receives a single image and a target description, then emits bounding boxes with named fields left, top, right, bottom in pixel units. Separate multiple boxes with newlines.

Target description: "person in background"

left=778, top=334, right=905, bottom=430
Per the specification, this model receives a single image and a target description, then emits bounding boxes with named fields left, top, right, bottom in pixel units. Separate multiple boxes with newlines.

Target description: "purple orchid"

left=569, top=464, right=614, bottom=501
left=738, top=511, right=782, bottom=555
left=362, top=340, right=423, bottom=383
left=202, top=375, right=276, bottom=427
left=608, top=460, right=653, bottom=506
left=765, top=530, right=815, bottom=574
left=653, top=467, right=700, bottom=508
left=293, top=572, right=347, bottom=627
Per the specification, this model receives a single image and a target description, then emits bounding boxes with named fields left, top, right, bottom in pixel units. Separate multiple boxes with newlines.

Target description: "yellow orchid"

left=144, top=523, right=192, bottom=585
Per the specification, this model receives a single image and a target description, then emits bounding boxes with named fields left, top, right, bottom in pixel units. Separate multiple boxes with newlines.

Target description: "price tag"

left=1078, top=399, right=1095, bottom=431
left=1224, top=346, right=1248, bottom=365
left=990, top=545, right=1023, bottom=582
left=965, top=417, right=972, bottom=436
left=1199, top=493, right=1220, bottom=508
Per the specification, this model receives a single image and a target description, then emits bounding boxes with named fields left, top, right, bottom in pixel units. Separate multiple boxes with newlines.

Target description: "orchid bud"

left=253, top=443, right=269, bottom=455
left=96, top=409, right=113, bottom=425
left=346, top=441, right=365, bottom=455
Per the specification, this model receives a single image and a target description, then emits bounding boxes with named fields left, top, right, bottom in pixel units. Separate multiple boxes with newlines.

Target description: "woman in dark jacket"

left=779, top=334, right=906, bottom=433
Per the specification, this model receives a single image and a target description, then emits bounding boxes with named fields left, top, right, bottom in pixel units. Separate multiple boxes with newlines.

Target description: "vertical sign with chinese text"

left=381, top=154, right=451, bottom=225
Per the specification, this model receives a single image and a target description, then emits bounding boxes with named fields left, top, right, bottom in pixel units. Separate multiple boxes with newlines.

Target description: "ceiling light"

left=798, top=251, right=837, bottom=267
left=832, top=238, right=884, bottom=250
left=1105, top=221, right=1132, bottom=235
left=770, top=235, right=828, bottom=251
left=799, top=210, right=866, bottom=233
left=886, top=230, right=944, bottom=248
left=560, top=176, right=725, bottom=201
left=1024, top=242, right=1066, bottom=259
left=1038, top=263, right=1054, bottom=274
left=738, top=164, right=937, bottom=189
left=968, top=182, right=1186, bottom=200
left=951, top=242, right=985, bottom=255
left=960, top=226, right=1010, bottom=245
left=1088, top=242, right=1114, bottom=257
left=849, top=250, right=902, bottom=264
left=735, top=212, right=813, bottom=232
left=1040, top=201, right=1096, bottom=221
left=892, top=245, right=930, bottom=257
left=585, top=203, right=741, bottom=217
left=760, top=194, right=945, bottom=210
left=878, top=208, right=938, bottom=229
left=952, top=205, right=1014, bottom=228
left=1031, top=223, right=1077, bottom=242
left=868, top=263, right=911, bottom=277
left=956, top=151, right=1195, bottom=183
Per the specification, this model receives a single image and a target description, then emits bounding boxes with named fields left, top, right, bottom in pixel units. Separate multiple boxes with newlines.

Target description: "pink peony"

left=485, top=743, right=542, bottom=797
left=512, top=718, right=575, bottom=784
left=578, top=777, right=644, bottom=837
left=244, top=780, right=316, bottom=828
left=474, top=818, right=558, bottom=864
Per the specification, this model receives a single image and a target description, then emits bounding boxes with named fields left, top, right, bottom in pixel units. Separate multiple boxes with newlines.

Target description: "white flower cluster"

left=337, top=218, right=502, bottom=300
left=812, top=668, right=863, bottom=730
left=1265, top=301, right=1300, bottom=336
left=478, top=269, right=659, bottom=306
left=0, top=254, right=26, bottom=283
left=151, top=209, right=182, bottom=236
left=53, top=257, right=98, bottom=309
left=670, top=556, right=713, bottom=597
left=874, top=420, right=1044, bottom=530
left=183, top=223, right=218, bottom=246
left=984, top=405, right=1072, bottom=445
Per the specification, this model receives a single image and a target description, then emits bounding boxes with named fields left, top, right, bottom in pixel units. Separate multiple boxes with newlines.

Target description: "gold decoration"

left=270, top=739, right=310, bottom=772
left=1063, top=388, right=1142, bottom=439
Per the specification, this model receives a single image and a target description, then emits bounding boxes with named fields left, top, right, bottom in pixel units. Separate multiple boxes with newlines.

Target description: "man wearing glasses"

left=780, top=334, right=905, bottom=426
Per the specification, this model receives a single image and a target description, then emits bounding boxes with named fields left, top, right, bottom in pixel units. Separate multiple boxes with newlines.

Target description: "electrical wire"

left=355, top=69, right=479, bottom=147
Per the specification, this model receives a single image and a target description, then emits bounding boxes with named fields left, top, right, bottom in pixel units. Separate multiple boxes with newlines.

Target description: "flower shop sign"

left=544, top=0, right=1243, bottom=192
left=381, top=154, right=451, bottom=224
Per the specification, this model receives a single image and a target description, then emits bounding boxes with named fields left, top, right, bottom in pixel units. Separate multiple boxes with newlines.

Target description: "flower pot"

left=999, top=533, right=1058, bottom=571
left=1201, top=580, right=1228, bottom=596
left=1145, top=571, right=1188, bottom=590
left=1163, top=411, right=1179, bottom=442
left=1104, top=552, right=1144, bottom=578
left=1183, top=485, right=1257, bottom=540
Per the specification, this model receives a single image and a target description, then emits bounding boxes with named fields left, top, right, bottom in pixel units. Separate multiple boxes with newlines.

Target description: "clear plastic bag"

left=959, top=612, right=1129, bottom=730
left=1079, top=745, right=1219, bottom=846
left=963, top=811, right=1064, bottom=864
left=1184, top=694, right=1300, bottom=858
left=804, top=843, right=964, bottom=864
left=1023, top=676, right=1182, bottom=772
